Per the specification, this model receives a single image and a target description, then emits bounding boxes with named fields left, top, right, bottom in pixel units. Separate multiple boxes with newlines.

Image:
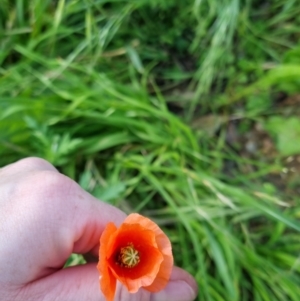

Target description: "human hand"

left=0, top=157, right=198, bottom=301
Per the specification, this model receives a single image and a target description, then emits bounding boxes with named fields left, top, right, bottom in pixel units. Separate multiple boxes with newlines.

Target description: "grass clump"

left=1, top=1, right=300, bottom=300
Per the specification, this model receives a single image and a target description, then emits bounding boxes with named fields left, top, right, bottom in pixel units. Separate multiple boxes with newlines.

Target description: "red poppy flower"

left=97, top=213, right=173, bottom=301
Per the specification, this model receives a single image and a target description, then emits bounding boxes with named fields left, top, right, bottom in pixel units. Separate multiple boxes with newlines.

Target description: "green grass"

left=1, top=1, right=300, bottom=300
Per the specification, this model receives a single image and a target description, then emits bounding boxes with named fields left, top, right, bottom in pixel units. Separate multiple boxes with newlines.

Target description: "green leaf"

left=264, top=116, right=300, bottom=156
left=93, top=182, right=126, bottom=202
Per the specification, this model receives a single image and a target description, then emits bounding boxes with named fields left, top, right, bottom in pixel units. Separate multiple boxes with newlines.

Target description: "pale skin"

left=0, top=157, right=198, bottom=301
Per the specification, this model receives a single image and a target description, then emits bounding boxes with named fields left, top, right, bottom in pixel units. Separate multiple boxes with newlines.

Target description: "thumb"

left=22, top=264, right=146, bottom=301
left=22, top=264, right=145, bottom=301
left=21, top=265, right=197, bottom=301
left=21, top=264, right=103, bottom=301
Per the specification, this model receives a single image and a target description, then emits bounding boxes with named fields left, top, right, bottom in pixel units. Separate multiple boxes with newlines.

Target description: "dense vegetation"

left=1, top=1, right=300, bottom=300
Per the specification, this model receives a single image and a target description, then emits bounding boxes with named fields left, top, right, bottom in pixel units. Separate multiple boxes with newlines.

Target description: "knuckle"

left=14, top=157, right=57, bottom=171
left=17, top=170, right=78, bottom=207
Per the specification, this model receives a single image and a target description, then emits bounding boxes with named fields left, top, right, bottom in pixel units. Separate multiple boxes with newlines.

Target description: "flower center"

left=117, top=243, right=140, bottom=268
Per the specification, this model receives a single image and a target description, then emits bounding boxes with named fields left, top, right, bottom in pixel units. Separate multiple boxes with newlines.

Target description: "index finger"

left=0, top=157, right=126, bottom=285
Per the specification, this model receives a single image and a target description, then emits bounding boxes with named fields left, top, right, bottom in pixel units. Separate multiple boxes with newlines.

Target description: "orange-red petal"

left=99, top=262, right=117, bottom=301
left=143, top=252, right=173, bottom=292
left=124, top=214, right=173, bottom=291
left=111, top=244, right=163, bottom=292
left=98, top=222, right=118, bottom=301
left=107, top=223, right=164, bottom=292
